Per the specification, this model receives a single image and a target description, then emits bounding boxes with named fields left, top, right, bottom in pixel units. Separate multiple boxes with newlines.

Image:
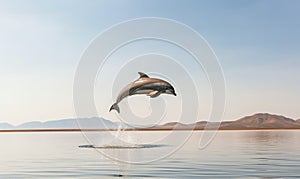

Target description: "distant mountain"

left=157, top=121, right=209, bottom=130
left=148, top=113, right=300, bottom=130
left=158, top=122, right=191, bottom=129
left=1, top=113, right=300, bottom=130
left=0, top=122, right=14, bottom=129
left=219, top=113, right=299, bottom=129
left=0, top=117, right=118, bottom=130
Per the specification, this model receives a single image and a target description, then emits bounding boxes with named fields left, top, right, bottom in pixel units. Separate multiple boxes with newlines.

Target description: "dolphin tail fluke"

left=109, top=103, right=120, bottom=113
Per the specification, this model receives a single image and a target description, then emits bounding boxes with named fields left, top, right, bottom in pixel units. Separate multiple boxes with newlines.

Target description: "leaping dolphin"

left=109, top=72, right=176, bottom=113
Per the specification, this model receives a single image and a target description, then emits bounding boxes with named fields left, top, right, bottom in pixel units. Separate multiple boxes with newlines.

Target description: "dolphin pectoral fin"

left=138, top=72, right=149, bottom=78
left=147, top=90, right=161, bottom=98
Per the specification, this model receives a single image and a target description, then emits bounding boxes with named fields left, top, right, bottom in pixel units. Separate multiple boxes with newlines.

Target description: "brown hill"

left=220, top=113, right=299, bottom=129
left=151, top=113, right=300, bottom=130
left=160, top=122, right=188, bottom=129
left=150, top=121, right=208, bottom=130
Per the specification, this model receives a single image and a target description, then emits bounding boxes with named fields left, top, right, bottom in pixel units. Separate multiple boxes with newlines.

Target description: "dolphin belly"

left=132, top=89, right=153, bottom=95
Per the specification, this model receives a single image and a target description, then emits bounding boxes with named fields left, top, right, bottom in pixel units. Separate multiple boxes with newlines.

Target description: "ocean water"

left=0, top=130, right=299, bottom=178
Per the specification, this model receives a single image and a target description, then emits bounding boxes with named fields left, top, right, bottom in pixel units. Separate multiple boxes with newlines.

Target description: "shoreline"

left=0, top=128, right=300, bottom=132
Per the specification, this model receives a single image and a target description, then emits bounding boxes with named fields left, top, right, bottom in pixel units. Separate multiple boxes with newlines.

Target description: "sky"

left=0, top=0, right=300, bottom=125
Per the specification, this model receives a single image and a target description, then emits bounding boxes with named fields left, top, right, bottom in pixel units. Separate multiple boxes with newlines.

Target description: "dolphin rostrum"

left=109, top=72, right=176, bottom=113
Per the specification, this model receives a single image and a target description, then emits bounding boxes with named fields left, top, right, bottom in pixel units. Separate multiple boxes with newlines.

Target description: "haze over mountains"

left=0, top=113, right=300, bottom=130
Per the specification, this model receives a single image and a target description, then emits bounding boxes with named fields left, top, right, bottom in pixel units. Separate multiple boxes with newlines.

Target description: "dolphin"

left=109, top=72, right=176, bottom=113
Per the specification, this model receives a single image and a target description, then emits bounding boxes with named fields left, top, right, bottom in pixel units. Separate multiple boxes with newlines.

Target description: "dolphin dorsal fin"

left=138, top=72, right=149, bottom=78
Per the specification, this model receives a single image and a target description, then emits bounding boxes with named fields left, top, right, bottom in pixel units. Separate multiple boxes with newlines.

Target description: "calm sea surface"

left=0, top=130, right=299, bottom=178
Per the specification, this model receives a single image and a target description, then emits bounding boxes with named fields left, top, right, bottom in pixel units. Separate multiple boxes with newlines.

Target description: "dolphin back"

left=109, top=103, right=120, bottom=113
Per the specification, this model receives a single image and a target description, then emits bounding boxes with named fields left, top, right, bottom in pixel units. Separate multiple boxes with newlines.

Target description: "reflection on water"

left=0, top=130, right=299, bottom=178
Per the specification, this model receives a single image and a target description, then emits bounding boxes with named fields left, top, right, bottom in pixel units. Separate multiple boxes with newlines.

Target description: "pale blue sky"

left=0, top=0, right=300, bottom=124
